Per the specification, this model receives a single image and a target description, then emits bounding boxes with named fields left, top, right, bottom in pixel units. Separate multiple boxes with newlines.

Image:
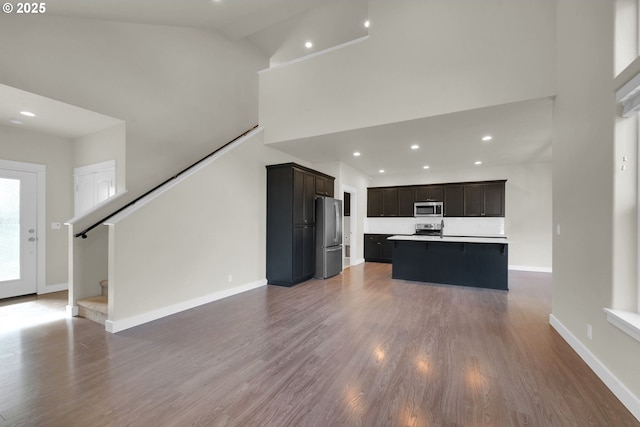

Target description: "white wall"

left=554, top=0, right=640, bottom=407
left=369, top=162, right=552, bottom=271
left=259, top=0, right=555, bottom=144
left=0, top=14, right=266, bottom=196
left=249, top=0, right=368, bottom=66
left=106, top=130, right=305, bottom=329
left=0, top=124, right=73, bottom=289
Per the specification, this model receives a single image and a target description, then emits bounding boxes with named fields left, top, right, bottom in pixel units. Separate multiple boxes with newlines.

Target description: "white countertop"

left=388, top=235, right=509, bottom=244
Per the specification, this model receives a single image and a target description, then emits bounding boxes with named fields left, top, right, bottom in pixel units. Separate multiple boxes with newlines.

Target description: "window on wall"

left=605, top=77, right=640, bottom=342
left=614, top=0, right=639, bottom=75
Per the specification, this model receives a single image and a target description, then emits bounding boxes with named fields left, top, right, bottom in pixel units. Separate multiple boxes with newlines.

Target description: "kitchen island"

left=388, top=235, right=509, bottom=290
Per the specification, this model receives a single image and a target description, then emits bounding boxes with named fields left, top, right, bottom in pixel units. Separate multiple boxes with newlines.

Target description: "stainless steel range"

left=415, top=221, right=444, bottom=237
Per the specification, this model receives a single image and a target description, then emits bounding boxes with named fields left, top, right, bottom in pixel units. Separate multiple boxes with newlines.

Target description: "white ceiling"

left=45, top=0, right=331, bottom=40
left=44, top=0, right=367, bottom=64
left=269, top=98, right=553, bottom=177
left=6, top=2, right=553, bottom=176
left=0, top=84, right=123, bottom=139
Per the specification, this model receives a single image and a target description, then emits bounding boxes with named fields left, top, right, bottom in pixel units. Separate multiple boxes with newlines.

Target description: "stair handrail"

left=74, top=124, right=259, bottom=239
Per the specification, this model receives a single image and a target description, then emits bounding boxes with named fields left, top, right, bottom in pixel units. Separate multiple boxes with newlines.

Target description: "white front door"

left=0, top=168, right=37, bottom=299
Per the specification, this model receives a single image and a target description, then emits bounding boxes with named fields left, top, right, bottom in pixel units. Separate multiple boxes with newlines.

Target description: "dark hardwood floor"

left=0, top=263, right=638, bottom=426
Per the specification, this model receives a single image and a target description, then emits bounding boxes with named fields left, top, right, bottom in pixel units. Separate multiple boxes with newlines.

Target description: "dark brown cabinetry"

left=444, top=185, right=464, bottom=217
left=398, top=187, right=416, bottom=217
left=293, top=169, right=316, bottom=225
left=415, top=185, right=444, bottom=202
left=315, top=175, right=334, bottom=197
left=293, top=225, right=315, bottom=280
left=463, top=182, right=505, bottom=217
left=266, top=163, right=335, bottom=286
left=367, top=188, right=398, bottom=217
left=364, top=234, right=394, bottom=263
left=368, top=180, right=505, bottom=217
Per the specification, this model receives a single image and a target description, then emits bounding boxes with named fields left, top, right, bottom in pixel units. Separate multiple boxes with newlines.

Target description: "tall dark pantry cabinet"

left=266, top=163, right=335, bottom=287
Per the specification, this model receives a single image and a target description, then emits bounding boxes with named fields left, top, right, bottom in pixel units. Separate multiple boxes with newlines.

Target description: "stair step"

left=77, top=295, right=108, bottom=325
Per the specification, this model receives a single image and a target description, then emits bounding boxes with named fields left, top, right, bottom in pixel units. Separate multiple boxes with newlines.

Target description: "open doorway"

left=342, top=188, right=356, bottom=269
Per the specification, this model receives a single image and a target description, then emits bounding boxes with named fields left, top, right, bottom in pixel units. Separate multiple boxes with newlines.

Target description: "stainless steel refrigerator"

left=315, top=197, right=343, bottom=279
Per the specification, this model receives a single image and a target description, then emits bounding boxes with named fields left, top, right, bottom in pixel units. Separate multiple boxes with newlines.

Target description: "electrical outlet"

left=556, top=224, right=561, bottom=236
left=587, top=324, right=593, bottom=340
left=51, top=222, right=61, bottom=230
left=228, top=274, right=233, bottom=283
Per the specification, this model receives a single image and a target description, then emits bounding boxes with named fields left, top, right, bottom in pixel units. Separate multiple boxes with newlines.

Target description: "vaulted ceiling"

left=4, top=1, right=552, bottom=177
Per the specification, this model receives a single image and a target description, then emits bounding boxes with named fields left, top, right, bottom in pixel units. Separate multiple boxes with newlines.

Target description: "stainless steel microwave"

left=414, top=201, right=443, bottom=217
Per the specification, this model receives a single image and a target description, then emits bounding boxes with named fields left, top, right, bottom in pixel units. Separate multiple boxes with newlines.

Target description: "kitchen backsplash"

left=365, top=217, right=505, bottom=237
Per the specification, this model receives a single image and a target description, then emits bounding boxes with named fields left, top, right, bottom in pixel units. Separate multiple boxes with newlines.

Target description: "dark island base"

left=391, top=240, right=508, bottom=290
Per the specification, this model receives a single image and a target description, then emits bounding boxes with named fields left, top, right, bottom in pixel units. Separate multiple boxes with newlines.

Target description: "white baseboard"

left=549, top=314, right=640, bottom=422
left=66, top=305, right=78, bottom=317
left=509, top=265, right=552, bottom=273
left=351, top=258, right=365, bottom=266
left=39, top=282, right=69, bottom=294
left=105, top=279, right=267, bottom=334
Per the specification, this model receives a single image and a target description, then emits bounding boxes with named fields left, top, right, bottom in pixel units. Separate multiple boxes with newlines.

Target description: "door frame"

left=0, top=159, right=46, bottom=294
left=341, top=184, right=358, bottom=267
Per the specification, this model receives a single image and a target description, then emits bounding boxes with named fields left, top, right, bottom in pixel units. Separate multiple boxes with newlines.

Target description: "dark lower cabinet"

left=391, top=240, right=508, bottom=290
left=364, top=234, right=394, bottom=263
left=293, top=225, right=315, bottom=282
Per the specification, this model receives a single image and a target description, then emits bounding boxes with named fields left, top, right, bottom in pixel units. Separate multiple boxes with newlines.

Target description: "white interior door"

left=0, top=169, right=37, bottom=299
left=74, top=161, right=115, bottom=216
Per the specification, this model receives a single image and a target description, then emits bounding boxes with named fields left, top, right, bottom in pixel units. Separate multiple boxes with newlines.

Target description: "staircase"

left=77, top=280, right=108, bottom=325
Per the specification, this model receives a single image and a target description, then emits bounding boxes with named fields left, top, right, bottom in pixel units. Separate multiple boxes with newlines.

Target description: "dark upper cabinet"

left=266, top=163, right=335, bottom=287
left=483, top=182, right=505, bottom=216
left=368, top=188, right=398, bottom=217
left=397, top=187, right=416, bottom=217
left=368, top=189, right=384, bottom=216
left=369, top=180, right=505, bottom=218
left=315, top=175, right=325, bottom=197
left=463, top=184, right=484, bottom=216
left=415, top=185, right=444, bottom=202
left=444, top=185, right=464, bottom=217
left=464, top=181, right=505, bottom=217
left=293, top=169, right=316, bottom=225
left=382, top=188, right=398, bottom=216
left=315, top=175, right=334, bottom=197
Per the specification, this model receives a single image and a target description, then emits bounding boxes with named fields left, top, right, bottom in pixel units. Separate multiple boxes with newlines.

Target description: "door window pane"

left=0, top=178, right=20, bottom=281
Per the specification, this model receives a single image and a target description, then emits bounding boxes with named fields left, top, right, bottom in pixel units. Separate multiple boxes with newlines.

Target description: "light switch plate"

left=51, top=222, right=61, bottom=230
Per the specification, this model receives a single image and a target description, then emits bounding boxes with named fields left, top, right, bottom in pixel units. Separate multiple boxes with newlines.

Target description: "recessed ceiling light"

left=364, top=20, right=370, bottom=28
left=411, top=144, right=419, bottom=150
left=379, top=169, right=385, bottom=173
left=9, top=118, right=23, bottom=125
left=474, top=161, right=483, bottom=165
left=482, top=135, right=492, bottom=141
left=423, top=165, right=430, bottom=169
left=353, top=152, right=361, bottom=157
left=20, top=111, right=35, bottom=117
left=305, top=41, right=313, bottom=49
